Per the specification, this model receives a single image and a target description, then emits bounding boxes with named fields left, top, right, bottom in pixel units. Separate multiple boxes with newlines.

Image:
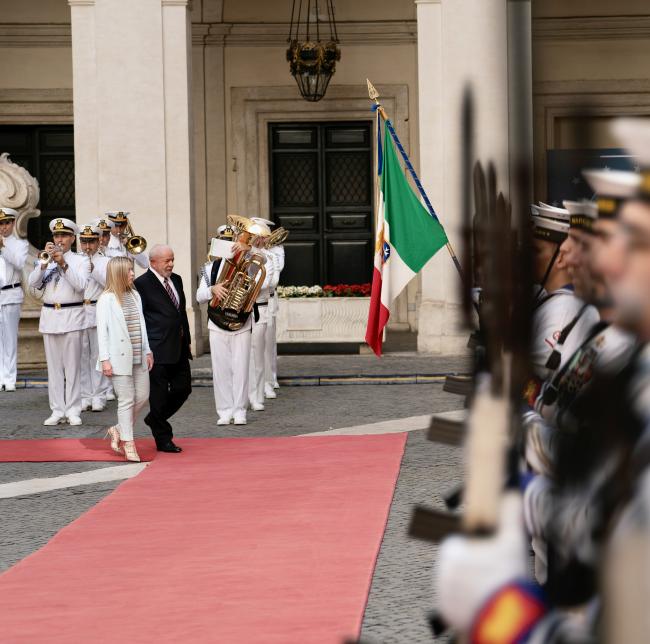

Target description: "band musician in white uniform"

left=248, top=217, right=285, bottom=399
left=0, top=207, right=29, bottom=391
left=248, top=226, right=276, bottom=411
left=104, top=211, right=149, bottom=269
left=28, top=218, right=90, bottom=426
left=90, top=217, right=116, bottom=401
left=196, top=220, right=271, bottom=426
left=78, top=225, right=111, bottom=412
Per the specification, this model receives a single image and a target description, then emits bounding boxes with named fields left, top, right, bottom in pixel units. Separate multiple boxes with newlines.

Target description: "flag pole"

left=367, top=79, right=464, bottom=281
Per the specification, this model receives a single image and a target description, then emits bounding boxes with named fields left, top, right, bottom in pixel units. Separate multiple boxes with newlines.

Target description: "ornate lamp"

left=286, top=0, right=341, bottom=102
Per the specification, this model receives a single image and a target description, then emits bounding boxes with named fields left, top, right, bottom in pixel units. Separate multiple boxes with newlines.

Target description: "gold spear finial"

left=367, top=79, right=380, bottom=102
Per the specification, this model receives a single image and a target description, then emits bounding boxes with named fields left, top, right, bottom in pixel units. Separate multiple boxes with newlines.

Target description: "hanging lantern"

left=286, top=0, right=341, bottom=102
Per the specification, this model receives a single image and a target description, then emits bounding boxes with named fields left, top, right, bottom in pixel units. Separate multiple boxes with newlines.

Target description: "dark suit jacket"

left=134, top=270, right=192, bottom=364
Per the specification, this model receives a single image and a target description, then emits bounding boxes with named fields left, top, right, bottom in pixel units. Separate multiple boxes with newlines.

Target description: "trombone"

left=120, top=221, right=147, bottom=255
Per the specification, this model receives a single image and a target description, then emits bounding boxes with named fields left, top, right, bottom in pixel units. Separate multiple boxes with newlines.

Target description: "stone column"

left=415, top=0, right=532, bottom=354
left=69, top=0, right=200, bottom=351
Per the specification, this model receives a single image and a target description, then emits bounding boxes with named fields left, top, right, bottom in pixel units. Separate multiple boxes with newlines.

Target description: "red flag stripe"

left=365, top=267, right=390, bottom=357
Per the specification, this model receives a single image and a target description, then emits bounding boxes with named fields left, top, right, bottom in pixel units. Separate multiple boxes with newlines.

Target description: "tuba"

left=207, top=215, right=269, bottom=331
left=122, top=221, right=147, bottom=255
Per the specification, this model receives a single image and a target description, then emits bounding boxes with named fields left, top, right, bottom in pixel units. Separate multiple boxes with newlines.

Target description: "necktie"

left=163, top=277, right=179, bottom=309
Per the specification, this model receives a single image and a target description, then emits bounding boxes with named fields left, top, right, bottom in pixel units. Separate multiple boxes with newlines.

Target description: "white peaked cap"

left=531, top=215, right=569, bottom=235
left=582, top=169, right=641, bottom=199
left=250, top=217, right=276, bottom=228
left=49, top=218, right=79, bottom=235
left=562, top=200, right=598, bottom=219
left=0, top=206, right=19, bottom=217
left=532, top=202, right=570, bottom=223
left=90, top=217, right=115, bottom=230
left=79, top=224, right=101, bottom=237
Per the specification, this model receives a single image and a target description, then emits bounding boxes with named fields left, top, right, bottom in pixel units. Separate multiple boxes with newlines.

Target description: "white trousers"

left=43, top=330, right=83, bottom=418
left=111, top=367, right=150, bottom=441
left=0, top=303, right=21, bottom=388
left=209, top=326, right=251, bottom=419
left=249, top=307, right=268, bottom=405
left=264, top=310, right=278, bottom=387
left=81, top=327, right=108, bottom=405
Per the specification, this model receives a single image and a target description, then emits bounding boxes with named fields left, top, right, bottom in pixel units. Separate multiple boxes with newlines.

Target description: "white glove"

left=434, top=491, right=530, bottom=633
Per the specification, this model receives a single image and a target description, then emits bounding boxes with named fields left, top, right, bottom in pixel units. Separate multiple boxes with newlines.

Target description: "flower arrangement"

left=277, top=283, right=371, bottom=298
left=277, top=285, right=324, bottom=298
left=323, top=283, right=372, bottom=297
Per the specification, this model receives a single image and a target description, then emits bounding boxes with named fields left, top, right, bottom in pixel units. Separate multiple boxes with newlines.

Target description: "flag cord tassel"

left=371, top=98, right=464, bottom=281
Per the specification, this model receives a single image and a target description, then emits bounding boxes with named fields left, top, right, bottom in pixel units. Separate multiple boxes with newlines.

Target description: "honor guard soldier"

left=104, top=211, right=149, bottom=269
left=196, top=218, right=271, bottom=426
left=28, top=218, right=90, bottom=426
left=0, top=207, right=29, bottom=391
left=527, top=203, right=599, bottom=401
left=78, top=225, right=111, bottom=411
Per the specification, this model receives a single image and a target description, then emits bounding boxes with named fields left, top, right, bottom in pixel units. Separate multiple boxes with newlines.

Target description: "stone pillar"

left=69, top=0, right=200, bottom=351
left=415, top=0, right=532, bottom=354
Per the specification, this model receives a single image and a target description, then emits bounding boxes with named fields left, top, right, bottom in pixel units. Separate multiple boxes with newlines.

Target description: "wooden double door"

left=269, top=121, right=374, bottom=286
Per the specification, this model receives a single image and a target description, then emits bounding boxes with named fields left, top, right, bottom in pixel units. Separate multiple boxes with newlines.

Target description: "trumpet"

left=39, top=244, right=62, bottom=265
left=120, top=221, right=147, bottom=255
left=265, top=227, right=289, bottom=248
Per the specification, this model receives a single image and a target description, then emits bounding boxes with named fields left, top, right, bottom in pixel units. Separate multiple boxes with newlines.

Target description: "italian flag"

left=365, top=120, right=448, bottom=356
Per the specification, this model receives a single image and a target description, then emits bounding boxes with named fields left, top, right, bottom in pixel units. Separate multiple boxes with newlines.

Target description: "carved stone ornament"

left=0, top=152, right=41, bottom=240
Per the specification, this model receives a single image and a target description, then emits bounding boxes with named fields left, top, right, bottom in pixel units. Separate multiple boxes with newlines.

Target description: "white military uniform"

left=265, top=244, right=284, bottom=393
left=104, top=232, right=149, bottom=269
left=28, top=234, right=90, bottom=424
left=0, top=223, right=29, bottom=390
left=531, top=288, right=599, bottom=382
left=248, top=249, right=276, bottom=408
left=196, top=257, right=252, bottom=424
left=80, top=250, right=111, bottom=410
left=90, top=217, right=117, bottom=401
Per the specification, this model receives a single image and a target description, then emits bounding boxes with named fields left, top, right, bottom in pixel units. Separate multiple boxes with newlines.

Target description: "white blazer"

left=96, top=291, right=151, bottom=375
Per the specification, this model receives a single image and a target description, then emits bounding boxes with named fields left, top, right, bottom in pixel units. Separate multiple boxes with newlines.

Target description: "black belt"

left=83, top=299, right=98, bottom=305
left=1, top=283, right=21, bottom=291
left=43, top=302, right=84, bottom=309
left=257, top=301, right=269, bottom=307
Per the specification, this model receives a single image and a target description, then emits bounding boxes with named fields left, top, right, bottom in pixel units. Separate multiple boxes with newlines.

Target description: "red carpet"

left=0, top=438, right=159, bottom=462
left=0, top=434, right=406, bottom=643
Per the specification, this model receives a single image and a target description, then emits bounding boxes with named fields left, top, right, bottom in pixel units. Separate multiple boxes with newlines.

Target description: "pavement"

left=0, top=351, right=468, bottom=643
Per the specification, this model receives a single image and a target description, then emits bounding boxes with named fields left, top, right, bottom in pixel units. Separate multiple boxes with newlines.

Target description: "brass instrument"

left=265, top=226, right=289, bottom=248
left=39, top=244, right=62, bottom=265
left=121, top=221, right=147, bottom=255
left=208, top=214, right=270, bottom=331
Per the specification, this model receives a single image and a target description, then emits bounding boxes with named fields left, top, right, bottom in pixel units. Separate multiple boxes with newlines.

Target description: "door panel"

left=282, top=241, right=320, bottom=286
left=326, top=239, right=373, bottom=285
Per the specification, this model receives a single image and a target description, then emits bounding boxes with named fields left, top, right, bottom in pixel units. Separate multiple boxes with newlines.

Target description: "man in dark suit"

left=134, top=244, right=192, bottom=452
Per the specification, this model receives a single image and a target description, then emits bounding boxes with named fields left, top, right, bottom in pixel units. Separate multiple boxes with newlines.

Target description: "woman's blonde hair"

left=104, top=256, right=135, bottom=303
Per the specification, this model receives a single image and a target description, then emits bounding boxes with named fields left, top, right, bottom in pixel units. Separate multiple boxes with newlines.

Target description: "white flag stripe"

left=379, top=220, right=416, bottom=309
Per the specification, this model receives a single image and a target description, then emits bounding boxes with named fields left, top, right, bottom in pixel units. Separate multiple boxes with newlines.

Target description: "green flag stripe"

left=381, top=122, right=448, bottom=272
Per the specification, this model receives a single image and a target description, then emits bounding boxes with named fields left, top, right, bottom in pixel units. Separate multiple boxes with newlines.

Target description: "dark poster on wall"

left=546, top=148, right=637, bottom=207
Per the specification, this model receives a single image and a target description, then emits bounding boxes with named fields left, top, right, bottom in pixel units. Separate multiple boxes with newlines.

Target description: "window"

left=0, top=125, right=75, bottom=250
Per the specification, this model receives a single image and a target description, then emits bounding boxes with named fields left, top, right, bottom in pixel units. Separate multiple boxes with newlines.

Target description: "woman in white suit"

left=96, top=257, right=153, bottom=461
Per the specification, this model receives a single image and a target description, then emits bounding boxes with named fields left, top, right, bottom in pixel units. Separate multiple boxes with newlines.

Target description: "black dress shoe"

left=157, top=441, right=182, bottom=453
